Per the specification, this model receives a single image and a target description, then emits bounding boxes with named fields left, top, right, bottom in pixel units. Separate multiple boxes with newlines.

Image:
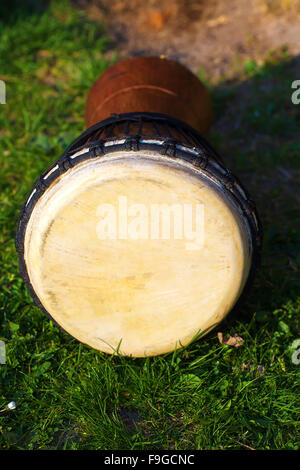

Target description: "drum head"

left=22, top=150, right=251, bottom=356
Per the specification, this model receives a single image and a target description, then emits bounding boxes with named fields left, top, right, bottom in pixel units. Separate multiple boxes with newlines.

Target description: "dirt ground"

left=74, top=0, right=300, bottom=81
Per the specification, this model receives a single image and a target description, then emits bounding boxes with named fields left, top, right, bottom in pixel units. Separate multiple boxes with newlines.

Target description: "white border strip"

left=26, top=188, right=37, bottom=206
left=43, top=165, right=59, bottom=180
left=70, top=147, right=90, bottom=159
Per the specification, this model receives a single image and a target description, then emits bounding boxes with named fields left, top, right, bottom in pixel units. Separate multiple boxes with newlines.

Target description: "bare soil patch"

left=74, top=0, right=300, bottom=80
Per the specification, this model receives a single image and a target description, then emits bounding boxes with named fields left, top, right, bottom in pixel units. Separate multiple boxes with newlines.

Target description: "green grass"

left=0, top=0, right=300, bottom=450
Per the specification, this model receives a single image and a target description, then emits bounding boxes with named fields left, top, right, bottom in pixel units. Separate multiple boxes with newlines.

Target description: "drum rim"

left=15, top=112, right=262, bottom=352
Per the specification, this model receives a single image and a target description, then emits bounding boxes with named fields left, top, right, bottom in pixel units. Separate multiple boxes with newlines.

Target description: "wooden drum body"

left=16, top=57, right=261, bottom=357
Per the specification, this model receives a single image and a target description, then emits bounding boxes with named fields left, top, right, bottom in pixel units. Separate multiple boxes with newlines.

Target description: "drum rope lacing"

left=15, top=112, right=262, bottom=330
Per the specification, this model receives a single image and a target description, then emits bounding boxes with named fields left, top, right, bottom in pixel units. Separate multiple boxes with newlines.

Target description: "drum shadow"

left=206, top=54, right=300, bottom=331
left=0, top=0, right=49, bottom=21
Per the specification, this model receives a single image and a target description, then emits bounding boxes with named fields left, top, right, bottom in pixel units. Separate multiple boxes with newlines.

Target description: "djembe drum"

left=16, top=57, right=261, bottom=357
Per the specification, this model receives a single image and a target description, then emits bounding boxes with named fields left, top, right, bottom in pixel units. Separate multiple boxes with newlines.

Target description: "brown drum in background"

left=16, top=57, right=261, bottom=357
left=85, top=56, right=213, bottom=135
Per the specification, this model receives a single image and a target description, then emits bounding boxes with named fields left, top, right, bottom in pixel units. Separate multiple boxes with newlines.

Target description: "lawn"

left=0, top=0, right=299, bottom=450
